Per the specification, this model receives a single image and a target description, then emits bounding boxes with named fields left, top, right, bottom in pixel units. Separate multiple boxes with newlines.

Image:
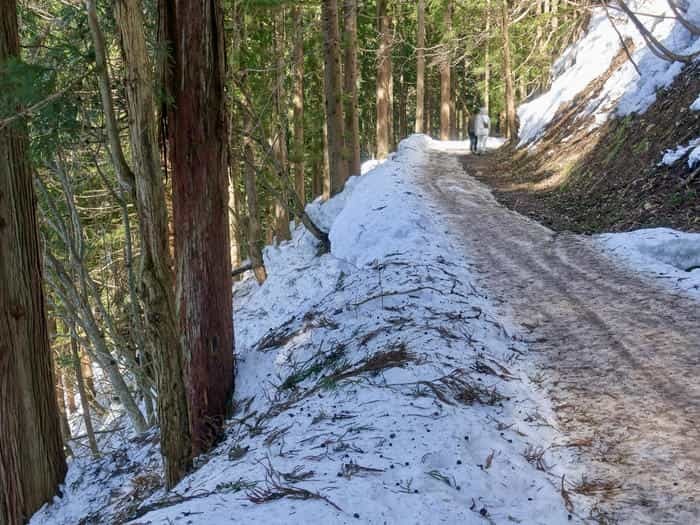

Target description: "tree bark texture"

left=322, top=0, right=349, bottom=195
left=243, top=113, right=268, bottom=284
left=115, top=0, right=193, bottom=487
left=415, top=0, right=426, bottom=134
left=0, top=1, right=67, bottom=521
left=291, top=6, right=305, bottom=207
left=501, top=0, right=517, bottom=140
left=272, top=8, right=291, bottom=241
left=376, top=0, right=392, bottom=159
left=161, top=0, right=235, bottom=457
left=70, top=331, right=99, bottom=457
left=484, top=0, right=491, bottom=110
left=343, top=0, right=361, bottom=176
left=440, top=1, right=452, bottom=140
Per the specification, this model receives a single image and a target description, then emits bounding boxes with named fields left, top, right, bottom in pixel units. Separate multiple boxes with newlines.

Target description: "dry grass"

left=523, top=445, right=549, bottom=472
left=408, top=369, right=504, bottom=406
left=246, top=460, right=341, bottom=511
left=571, top=477, right=623, bottom=498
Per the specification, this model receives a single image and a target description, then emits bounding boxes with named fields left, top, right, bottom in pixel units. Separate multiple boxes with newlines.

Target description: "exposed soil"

left=465, top=63, right=700, bottom=234
left=418, top=149, right=700, bottom=524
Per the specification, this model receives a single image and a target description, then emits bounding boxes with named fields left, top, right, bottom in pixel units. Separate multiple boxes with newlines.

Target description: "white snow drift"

left=518, top=0, right=700, bottom=147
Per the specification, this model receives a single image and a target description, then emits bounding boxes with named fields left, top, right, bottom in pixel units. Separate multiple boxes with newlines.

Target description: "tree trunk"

left=70, top=330, right=99, bottom=457
left=81, top=0, right=148, bottom=435
left=398, top=72, right=408, bottom=141
left=322, top=0, right=348, bottom=195
left=484, top=0, right=491, bottom=110
left=228, top=158, right=243, bottom=268
left=376, top=0, right=392, bottom=159
left=501, top=0, right=517, bottom=140
left=161, top=0, right=235, bottom=457
left=343, top=0, right=361, bottom=176
left=425, top=76, right=432, bottom=135
left=291, top=7, right=305, bottom=208
left=53, top=360, right=73, bottom=449
left=449, top=67, right=457, bottom=139
left=272, top=9, right=291, bottom=242
left=238, top=10, right=267, bottom=283
left=115, top=0, right=192, bottom=487
left=322, top=85, right=331, bottom=199
left=415, top=0, right=426, bottom=133
left=243, top=113, right=268, bottom=284
left=388, top=55, right=395, bottom=149
left=84, top=0, right=135, bottom=195
left=80, top=350, right=100, bottom=412
left=66, top=367, right=78, bottom=413
left=0, top=2, right=67, bottom=522
left=313, top=154, right=324, bottom=200
left=228, top=1, right=245, bottom=264
left=440, top=1, right=452, bottom=140
left=48, top=317, right=71, bottom=449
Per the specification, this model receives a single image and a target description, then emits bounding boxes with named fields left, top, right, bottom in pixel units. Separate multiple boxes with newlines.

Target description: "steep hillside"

left=466, top=0, right=700, bottom=233
left=31, top=138, right=588, bottom=525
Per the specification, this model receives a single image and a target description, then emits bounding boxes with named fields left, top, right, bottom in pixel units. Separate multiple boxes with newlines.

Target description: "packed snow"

left=596, top=228, right=700, bottom=298
left=518, top=0, right=700, bottom=146
left=31, top=136, right=589, bottom=524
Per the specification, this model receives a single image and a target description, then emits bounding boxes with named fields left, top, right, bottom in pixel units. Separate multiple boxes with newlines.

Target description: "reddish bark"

left=162, top=0, right=234, bottom=455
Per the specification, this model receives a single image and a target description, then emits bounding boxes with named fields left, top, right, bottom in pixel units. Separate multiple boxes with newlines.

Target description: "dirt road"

left=418, top=148, right=700, bottom=524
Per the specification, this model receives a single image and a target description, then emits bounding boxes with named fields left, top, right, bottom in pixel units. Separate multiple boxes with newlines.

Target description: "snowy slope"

left=518, top=0, right=700, bottom=146
left=31, top=137, right=588, bottom=524
left=596, top=228, right=700, bottom=298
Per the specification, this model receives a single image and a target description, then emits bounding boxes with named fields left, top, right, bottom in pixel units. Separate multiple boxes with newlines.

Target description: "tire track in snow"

left=418, top=149, right=700, bottom=524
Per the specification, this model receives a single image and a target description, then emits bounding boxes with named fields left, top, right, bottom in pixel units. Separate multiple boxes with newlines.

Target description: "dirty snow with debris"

left=596, top=228, right=700, bottom=299
left=691, top=93, right=700, bottom=111
left=518, top=0, right=700, bottom=146
left=660, top=137, right=700, bottom=167
left=31, top=136, right=588, bottom=525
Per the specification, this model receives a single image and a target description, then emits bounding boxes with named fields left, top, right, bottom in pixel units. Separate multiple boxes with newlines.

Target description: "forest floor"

left=421, top=146, right=700, bottom=523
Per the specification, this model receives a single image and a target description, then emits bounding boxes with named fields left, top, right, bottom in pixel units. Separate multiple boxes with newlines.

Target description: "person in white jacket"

left=474, top=107, right=490, bottom=154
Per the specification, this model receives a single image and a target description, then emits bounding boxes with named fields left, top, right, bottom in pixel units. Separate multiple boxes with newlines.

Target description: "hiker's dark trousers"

left=469, top=133, right=477, bottom=153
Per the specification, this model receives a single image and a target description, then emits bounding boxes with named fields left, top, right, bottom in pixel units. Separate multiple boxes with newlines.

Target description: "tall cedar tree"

left=343, top=0, right=361, bottom=176
left=484, top=0, right=491, bottom=110
left=161, top=0, right=234, bottom=456
left=440, top=1, right=452, bottom=140
left=0, top=0, right=67, bottom=521
left=376, top=0, right=392, bottom=159
left=322, top=0, right=349, bottom=195
left=415, top=0, right=426, bottom=133
left=501, top=0, right=517, bottom=139
left=114, top=0, right=192, bottom=486
left=291, top=6, right=305, bottom=207
left=272, top=9, right=291, bottom=241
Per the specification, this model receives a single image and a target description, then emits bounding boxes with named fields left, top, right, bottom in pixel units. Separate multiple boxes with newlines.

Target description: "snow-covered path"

left=419, top=148, right=700, bottom=524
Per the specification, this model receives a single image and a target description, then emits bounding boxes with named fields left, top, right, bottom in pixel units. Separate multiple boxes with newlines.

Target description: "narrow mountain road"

left=417, top=148, right=700, bottom=524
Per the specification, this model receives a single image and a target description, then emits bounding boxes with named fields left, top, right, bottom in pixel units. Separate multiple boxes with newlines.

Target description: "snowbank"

left=518, top=0, right=700, bottom=146
left=660, top=137, right=700, bottom=168
left=31, top=137, right=584, bottom=524
left=596, top=228, right=700, bottom=298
